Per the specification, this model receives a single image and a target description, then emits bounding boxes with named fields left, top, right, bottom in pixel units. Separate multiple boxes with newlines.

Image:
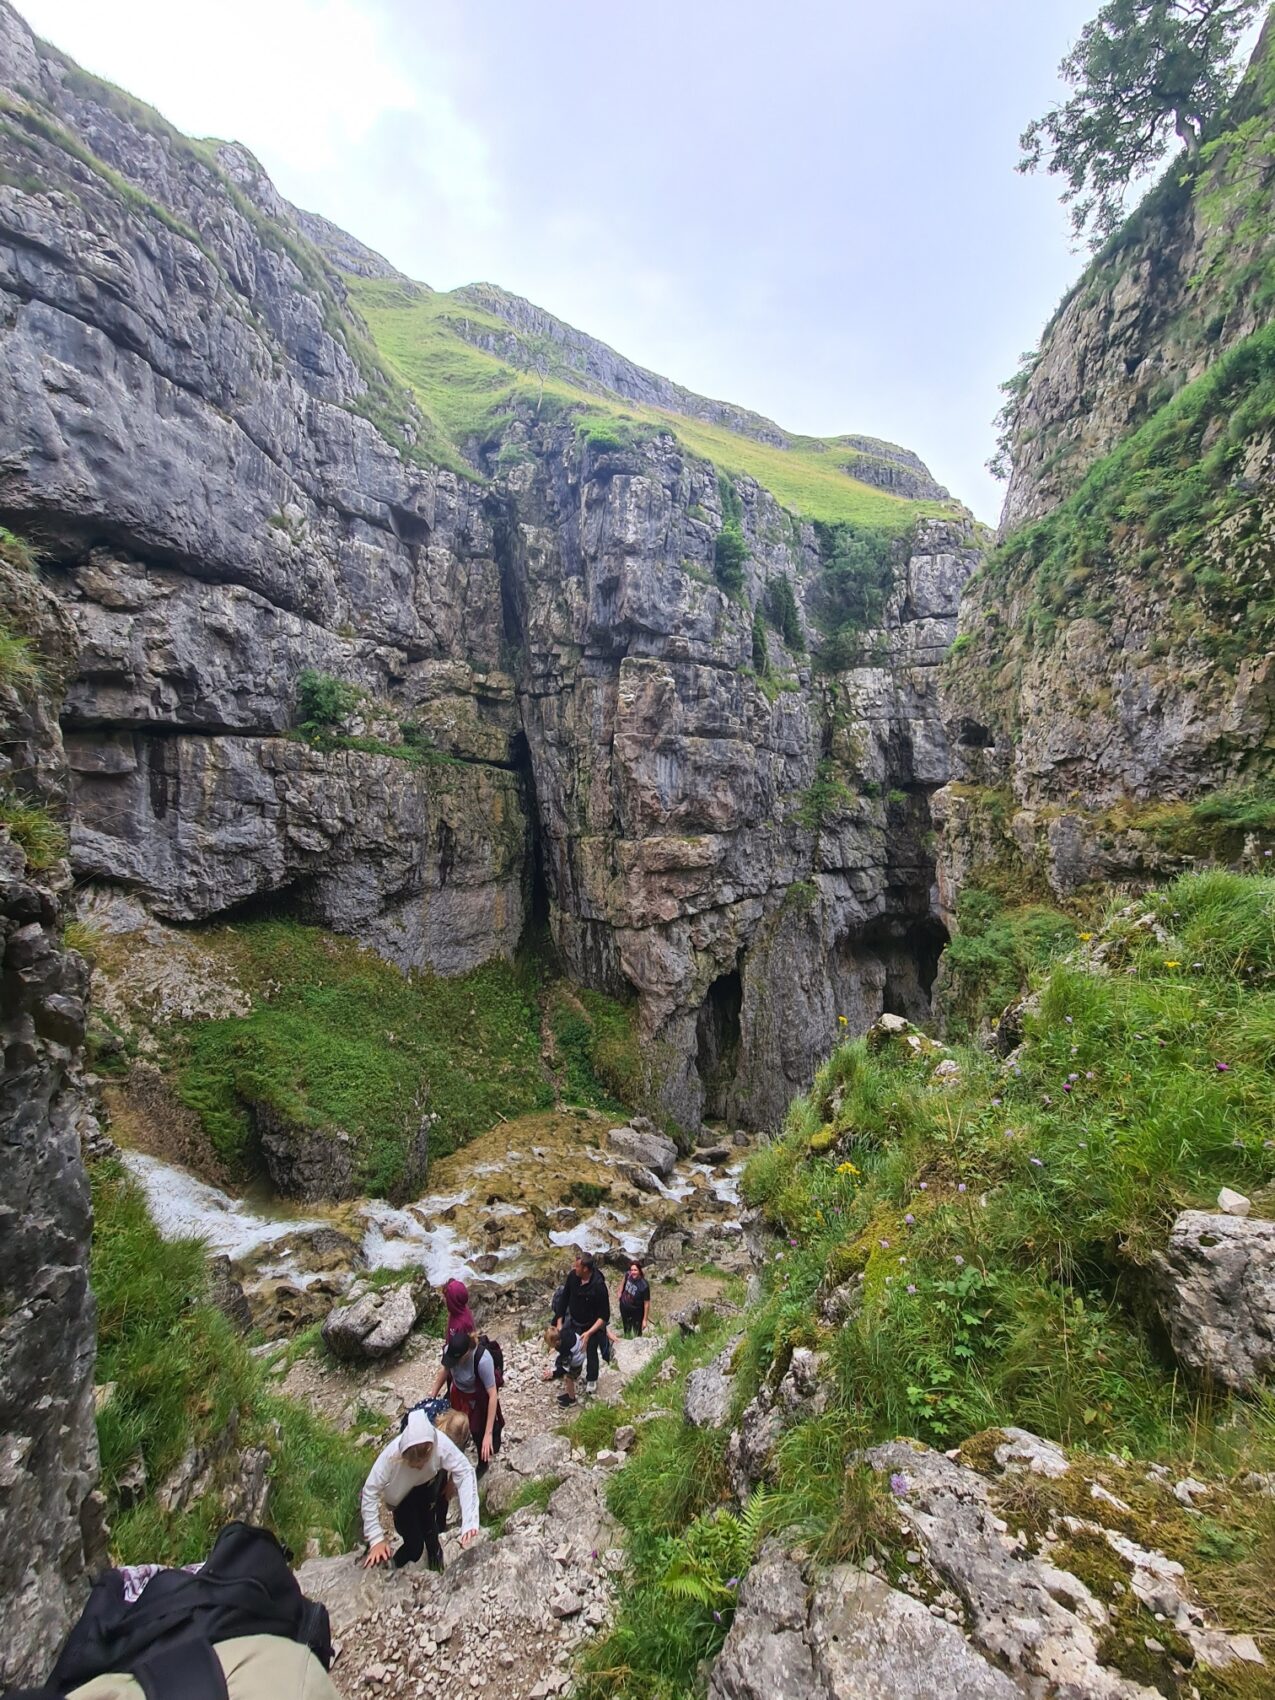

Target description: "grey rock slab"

left=322, top=1285, right=419, bottom=1362
left=683, top=1340, right=740, bottom=1430
left=808, top=1566, right=1022, bottom=1699
left=1149, top=1210, right=1275, bottom=1392
left=607, top=1125, right=679, bottom=1178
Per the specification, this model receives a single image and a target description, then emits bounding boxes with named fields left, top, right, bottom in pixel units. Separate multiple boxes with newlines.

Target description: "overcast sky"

left=21, top=0, right=1110, bottom=521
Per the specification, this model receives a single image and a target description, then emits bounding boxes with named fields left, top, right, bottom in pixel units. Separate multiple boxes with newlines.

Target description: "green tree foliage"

left=714, top=473, right=748, bottom=593
left=810, top=521, right=897, bottom=669
left=763, top=573, right=805, bottom=651
left=751, top=610, right=769, bottom=674
left=1019, top=0, right=1263, bottom=247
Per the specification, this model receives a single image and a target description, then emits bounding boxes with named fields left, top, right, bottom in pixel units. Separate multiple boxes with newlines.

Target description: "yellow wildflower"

left=1078, top=931, right=1093, bottom=941
left=1164, top=960, right=1181, bottom=969
left=837, top=1014, right=848, bottom=1026
left=836, top=1160, right=859, bottom=1176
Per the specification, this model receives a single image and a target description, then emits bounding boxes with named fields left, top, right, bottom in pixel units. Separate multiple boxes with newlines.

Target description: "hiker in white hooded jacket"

left=360, top=1407, right=480, bottom=1571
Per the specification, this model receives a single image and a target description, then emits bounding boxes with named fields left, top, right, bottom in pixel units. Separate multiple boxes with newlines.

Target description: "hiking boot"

left=556, top=1392, right=576, bottom=1407
left=585, top=1380, right=598, bottom=1396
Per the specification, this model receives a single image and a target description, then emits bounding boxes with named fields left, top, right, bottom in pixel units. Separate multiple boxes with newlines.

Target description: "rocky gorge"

left=1, top=1, right=1274, bottom=1696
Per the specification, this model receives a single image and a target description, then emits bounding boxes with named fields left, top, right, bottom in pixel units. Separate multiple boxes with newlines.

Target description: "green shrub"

left=295, top=669, right=360, bottom=732
left=750, top=610, right=769, bottom=674
left=764, top=574, right=805, bottom=651
left=796, top=759, right=854, bottom=832
left=92, top=1161, right=366, bottom=1562
left=547, top=983, right=641, bottom=1111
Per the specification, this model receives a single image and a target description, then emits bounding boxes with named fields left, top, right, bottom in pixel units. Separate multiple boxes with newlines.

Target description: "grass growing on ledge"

left=0, top=791, right=67, bottom=870
left=92, top=1160, right=367, bottom=1563
left=171, top=921, right=552, bottom=1192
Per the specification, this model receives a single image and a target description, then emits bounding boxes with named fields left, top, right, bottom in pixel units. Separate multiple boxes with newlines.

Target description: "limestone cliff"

left=0, top=0, right=974, bottom=1136
left=938, top=22, right=1275, bottom=908
left=0, top=542, right=103, bottom=1688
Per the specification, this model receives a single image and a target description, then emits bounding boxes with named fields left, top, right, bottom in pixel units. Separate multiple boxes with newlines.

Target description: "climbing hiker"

left=361, top=1406, right=479, bottom=1572
left=540, top=1316, right=587, bottom=1405
left=617, top=1258, right=651, bottom=1336
left=429, top=1329, right=504, bottom=1472
left=555, top=1251, right=611, bottom=1395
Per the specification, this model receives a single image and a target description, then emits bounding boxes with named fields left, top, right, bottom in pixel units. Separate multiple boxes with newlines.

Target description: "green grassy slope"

left=571, top=870, right=1275, bottom=1700
left=350, top=278, right=957, bottom=530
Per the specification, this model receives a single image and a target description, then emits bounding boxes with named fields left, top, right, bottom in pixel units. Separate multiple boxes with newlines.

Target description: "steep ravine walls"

left=0, top=553, right=104, bottom=1690
left=0, top=0, right=975, bottom=1136
left=937, top=23, right=1275, bottom=908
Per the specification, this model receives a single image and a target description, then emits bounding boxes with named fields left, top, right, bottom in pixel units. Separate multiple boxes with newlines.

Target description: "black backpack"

left=478, top=1334, right=505, bottom=1389
left=32, top=1522, right=331, bottom=1700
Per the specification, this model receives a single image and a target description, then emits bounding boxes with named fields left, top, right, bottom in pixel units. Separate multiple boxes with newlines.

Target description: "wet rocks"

left=1149, top=1209, right=1275, bottom=1392
left=607, top=1124, right=678, bottom=1179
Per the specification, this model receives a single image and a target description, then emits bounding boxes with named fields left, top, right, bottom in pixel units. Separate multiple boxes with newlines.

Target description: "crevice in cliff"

left=695, top=961, right=743, bottom=1121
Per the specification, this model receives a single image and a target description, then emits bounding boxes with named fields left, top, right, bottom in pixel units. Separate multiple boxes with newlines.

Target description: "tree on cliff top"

left=1020, top=0, right=1264, bottom=247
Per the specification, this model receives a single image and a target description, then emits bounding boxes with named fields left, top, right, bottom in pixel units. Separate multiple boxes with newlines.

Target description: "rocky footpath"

left=0, top=551, right=103, bottom=1687
left=294, top=1325, right=662, bottom=1699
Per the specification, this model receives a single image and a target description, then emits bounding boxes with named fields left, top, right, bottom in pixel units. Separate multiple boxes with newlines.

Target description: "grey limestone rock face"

left=682, top=1340, right=740, bottom=1431
left=0, top=561, right=103, bottom=1689
left=0, top=2, right=978, bottom=1135
left=1149, top=1210, right=1275, bottom=1392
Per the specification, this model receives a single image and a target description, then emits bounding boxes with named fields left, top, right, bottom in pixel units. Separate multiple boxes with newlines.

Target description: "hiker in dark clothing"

left=554, top=1252, right=610, bottom=1394
left=617, top=1259, right=651, bottom=1336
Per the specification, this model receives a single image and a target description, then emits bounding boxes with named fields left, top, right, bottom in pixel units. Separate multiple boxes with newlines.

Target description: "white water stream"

left=121, top=1147, right=749, bottom=1289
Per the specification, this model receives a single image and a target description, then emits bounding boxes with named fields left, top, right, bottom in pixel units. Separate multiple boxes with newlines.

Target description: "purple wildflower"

left=906, top=1283, right=917, bottom=1294
left=919, top=1182, right=928, bottom=1191
left=879, top=1238, right=890, bottom=1249
left=991, top=1097, right=1002, bottom=1107
left=890, top=1473, right=909, bottom=1496
left=954, top=1254, right=965, bottom=1266
left=904, top=1213, right=915, bottom=1225
left=957, top=1183, right=967, bottom=1193
left=712, top=1609, right=723, bottom=1623
left=1085, top=1071, right=1094, bottom=1080
left=1216, top=1061, right=1230, bottom=1072
left=727, top=1577, right=740, bottom=1588
left=1063, top=1082, right=1073, bottom=1092
left=1029, top=1156, right=1044, bottom=1167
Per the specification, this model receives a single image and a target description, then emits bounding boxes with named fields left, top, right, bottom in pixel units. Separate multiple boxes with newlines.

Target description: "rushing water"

left=122, top=1121, right=748, bottom=1292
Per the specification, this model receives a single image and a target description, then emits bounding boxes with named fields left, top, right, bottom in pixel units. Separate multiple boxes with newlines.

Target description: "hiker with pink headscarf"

left=441, top=1277, right=475, bottom=1338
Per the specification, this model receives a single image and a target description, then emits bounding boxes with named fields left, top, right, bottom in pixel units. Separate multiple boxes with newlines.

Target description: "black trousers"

left=571, top=1320, right=602, bottom=1382
left=620, top=1305, right=644, bottom=1337
left=391, top=1478, right=445, bottom=1568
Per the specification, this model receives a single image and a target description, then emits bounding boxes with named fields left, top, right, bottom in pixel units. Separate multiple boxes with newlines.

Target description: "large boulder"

left=321, top=1281, right=422, bottom=1362
left=608, top=1124, right=679, bottom=1179
left=683, top=1341, right=739, bottom=1430
left=1149, top=1210, right=1275, bottom=1392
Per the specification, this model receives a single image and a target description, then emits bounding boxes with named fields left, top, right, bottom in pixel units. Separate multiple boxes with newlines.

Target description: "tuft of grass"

left=546, top=983, right=642, bottom=1113
left=0, top=623, right=38, bottom=689
left=0, top=791, right=67, bottom=870
left=0, top=527, right=38, bottom=573
left=92, top=1160, right=367, bottom=1563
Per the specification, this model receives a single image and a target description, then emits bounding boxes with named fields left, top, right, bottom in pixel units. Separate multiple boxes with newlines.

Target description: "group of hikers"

left=9, top=1254, right=655, bottom=1698
left=359, top=1252, right=652, bottom=1571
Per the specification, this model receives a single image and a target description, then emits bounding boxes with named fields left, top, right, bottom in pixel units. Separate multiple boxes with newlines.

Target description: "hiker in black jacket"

left=555, top=1252, right=610, bottom=1398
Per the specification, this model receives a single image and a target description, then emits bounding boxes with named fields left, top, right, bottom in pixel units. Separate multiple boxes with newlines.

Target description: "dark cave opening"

left=883, top=917, right=950, bottom=1015
left=696, top=964, right=743, bottom=1119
